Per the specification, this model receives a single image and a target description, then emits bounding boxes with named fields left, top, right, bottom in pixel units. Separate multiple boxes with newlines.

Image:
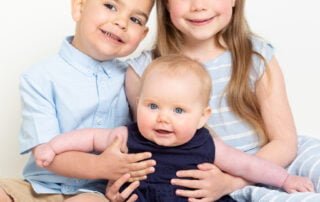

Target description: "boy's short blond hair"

left=141, top=55, right=212, bottom=106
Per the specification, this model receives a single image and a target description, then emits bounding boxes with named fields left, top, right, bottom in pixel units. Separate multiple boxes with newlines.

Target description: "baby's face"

left=71, top=0, right=153, bottom=60
left=137, top=69, right=210, bottom=147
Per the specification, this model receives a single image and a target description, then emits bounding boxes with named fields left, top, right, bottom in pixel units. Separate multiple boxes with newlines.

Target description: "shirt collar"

left=58, top=36, right=116, bottom=77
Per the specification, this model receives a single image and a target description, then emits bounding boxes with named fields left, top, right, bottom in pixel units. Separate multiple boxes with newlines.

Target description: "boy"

left=0, top=0, right=155, bottom=201
left=34, top=55, right=314, bottom=202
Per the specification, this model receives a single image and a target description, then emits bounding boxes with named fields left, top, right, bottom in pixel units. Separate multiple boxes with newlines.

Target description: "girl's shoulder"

left=250, top=36, right=275, bottom=80
left=125, top=50, right=153, bottom=77
left=251, top=35, right=274, bottom=61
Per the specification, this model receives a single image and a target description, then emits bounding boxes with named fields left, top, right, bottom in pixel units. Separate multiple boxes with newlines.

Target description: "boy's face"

left=71, top=0, right=153, bottom=60
left=137, top=68, right=211, bottom=147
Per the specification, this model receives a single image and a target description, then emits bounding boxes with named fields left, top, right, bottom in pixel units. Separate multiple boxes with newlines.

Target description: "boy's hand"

left=282, top=175, right=315, bottom=193
left=33, top=144, right=56, bottom=168
left=106, top=173, right=139, bottom=202
left=95, top=135, right=156, bottom=181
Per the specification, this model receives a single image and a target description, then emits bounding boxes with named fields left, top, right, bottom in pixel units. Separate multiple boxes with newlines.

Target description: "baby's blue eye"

left=130, top=17, right=143, bottom=25
left=104, top=3, right=116, bottom=11
left=149, top=103, right=158, bottom=110
left=174, top=107, right=184, bottom=114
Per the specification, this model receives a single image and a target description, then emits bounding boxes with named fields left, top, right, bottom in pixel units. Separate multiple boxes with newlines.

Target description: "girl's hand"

left=96, top=136, right=156, bottom=181
left=106, top=173, right=139, bottom=202
left=282, top=175, right=315, bottom=193
left=171, top=163, right=240, bottom=201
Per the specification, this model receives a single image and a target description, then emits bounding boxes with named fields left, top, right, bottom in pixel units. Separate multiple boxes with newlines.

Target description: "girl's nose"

left=191, top=0, right=206, bottom=12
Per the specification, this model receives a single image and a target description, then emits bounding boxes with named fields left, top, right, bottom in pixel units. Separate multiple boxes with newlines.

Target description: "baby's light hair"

left=140, top=55, right=212, bottom=106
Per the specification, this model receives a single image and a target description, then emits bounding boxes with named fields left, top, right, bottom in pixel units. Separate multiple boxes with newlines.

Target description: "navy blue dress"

left=125, top=123, right=236, bottom=202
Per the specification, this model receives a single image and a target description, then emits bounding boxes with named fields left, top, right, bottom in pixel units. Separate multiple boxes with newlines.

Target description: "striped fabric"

left=127, top=37, right=320, bottom=201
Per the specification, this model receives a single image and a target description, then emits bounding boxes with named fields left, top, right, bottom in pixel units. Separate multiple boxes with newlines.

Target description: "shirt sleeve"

left=19, top=72, right=60, bottom=154
left=249, top=36, right=275, bottom=89
left=125, top=51, right=153, bottom=77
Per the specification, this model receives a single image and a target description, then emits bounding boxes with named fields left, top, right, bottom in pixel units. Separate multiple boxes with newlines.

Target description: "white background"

left=0, top=0, right=319, bottom=177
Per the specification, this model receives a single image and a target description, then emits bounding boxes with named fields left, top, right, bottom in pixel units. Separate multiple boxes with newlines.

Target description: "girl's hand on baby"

left=33, top=144, right=56, bottom=168
left=171, top=163, right=234, bottom=201
left=282, top=175, right=315, bottom=193
left=96, top=135, right=156, bottom=181
left=106, top=173, right=139, bottom=202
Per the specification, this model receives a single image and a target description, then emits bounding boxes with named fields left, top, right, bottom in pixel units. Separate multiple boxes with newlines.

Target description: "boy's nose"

left=113, top=17, right=128, bottom=31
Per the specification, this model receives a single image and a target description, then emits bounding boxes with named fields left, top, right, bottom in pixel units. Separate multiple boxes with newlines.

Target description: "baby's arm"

left=33, top=126, right=128, bottom=168
left=214, top=137, right=314, bottom=193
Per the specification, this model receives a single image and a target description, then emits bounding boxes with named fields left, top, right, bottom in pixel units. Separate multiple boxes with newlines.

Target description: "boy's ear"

left=71, top=0, right=84, bottom=22
left=140, top=27, right=149, bottom=41
left=197, top=106, right=212, bottom=129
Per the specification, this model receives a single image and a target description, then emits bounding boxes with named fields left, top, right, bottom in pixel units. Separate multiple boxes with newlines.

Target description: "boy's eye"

left=104, top=3, right=116, bottom=11
left=174, top=107, right=184, bottom=114
left=148, top=103, right=158, bottom=110
left=130, top=17, right=143, bottom=25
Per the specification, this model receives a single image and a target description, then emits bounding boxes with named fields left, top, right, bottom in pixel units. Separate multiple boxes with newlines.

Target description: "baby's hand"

left=282, top=175, right=315, bottom=193
left=33, top=144, right=56, bottom=168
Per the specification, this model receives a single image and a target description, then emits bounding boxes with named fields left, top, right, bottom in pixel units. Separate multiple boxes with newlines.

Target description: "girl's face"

left=72, top=0, right=153, bottom=61
left=137, top=69, right=211, bottom=147
left=167, top=0, right=235, bottom=43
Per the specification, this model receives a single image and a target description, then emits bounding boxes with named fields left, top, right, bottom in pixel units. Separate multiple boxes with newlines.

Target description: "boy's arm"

left=213, top=137, right=288, bottom=188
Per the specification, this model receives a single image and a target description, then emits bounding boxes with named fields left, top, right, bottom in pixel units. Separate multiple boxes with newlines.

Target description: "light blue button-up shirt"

left=19, top=36, right=131, bottom=194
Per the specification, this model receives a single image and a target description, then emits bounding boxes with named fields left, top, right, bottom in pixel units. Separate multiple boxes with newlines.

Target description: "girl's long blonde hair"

left=154, top=0, right=267, bottom=143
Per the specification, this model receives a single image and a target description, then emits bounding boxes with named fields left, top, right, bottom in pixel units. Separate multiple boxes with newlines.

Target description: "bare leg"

left=0, top=188, right=13, bottom=202
left=64, top=192, right=109, bottom=202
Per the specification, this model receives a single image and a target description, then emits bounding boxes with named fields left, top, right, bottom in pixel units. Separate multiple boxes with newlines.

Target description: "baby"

left=34, top=55, right=314, bottom=201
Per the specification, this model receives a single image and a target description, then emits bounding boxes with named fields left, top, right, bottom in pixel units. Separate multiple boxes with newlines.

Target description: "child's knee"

left=64, top=192, right=109, bottom=202
left=0, top=188, right=13, bottom=202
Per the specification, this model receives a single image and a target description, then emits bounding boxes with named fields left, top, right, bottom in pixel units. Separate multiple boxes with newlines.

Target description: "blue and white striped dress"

left=127, top=37, right=320, bottom=201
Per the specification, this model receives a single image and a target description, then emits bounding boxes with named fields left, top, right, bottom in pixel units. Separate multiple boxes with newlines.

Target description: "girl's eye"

left=130, top=17, right=143, bottom=25
left=104, top=3, right=116, bottom=11
left=174, top=107, right=184, bottom=114
left=148, top=103, right=158, bottom=110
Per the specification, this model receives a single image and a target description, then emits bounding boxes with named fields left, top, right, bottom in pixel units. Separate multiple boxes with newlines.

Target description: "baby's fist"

left=33, top=144, right=56, bottom=168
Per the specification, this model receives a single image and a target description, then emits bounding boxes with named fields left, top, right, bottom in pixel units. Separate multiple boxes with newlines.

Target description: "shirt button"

left=96, top=118, right=102, bottom=125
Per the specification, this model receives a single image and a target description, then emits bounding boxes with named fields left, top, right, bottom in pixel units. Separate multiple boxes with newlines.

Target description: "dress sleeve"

left=19, top=71, right=60, bottom=154
left=249, top=36, right=275, bottom=89
left=126, top=51, right=153, bottom=77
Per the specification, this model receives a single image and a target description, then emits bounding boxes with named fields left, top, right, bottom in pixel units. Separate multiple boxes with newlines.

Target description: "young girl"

left=122, top=0, right=320, bottom=201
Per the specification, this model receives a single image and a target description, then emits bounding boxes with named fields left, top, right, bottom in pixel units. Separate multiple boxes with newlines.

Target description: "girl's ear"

left=197, top=106, right=212, bottom=129
left=71, top=0, right=85, bottom=22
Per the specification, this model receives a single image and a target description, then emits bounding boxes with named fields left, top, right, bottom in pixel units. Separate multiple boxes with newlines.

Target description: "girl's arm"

left=125, top=66, right=141, bottom=120
left=255, top=56, right=297, bottom=166
left=214, top=137, right=288, bottom=188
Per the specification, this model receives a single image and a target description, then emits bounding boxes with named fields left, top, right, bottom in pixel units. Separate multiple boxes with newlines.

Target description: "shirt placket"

left=93, top=65, right=110, bottom=128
